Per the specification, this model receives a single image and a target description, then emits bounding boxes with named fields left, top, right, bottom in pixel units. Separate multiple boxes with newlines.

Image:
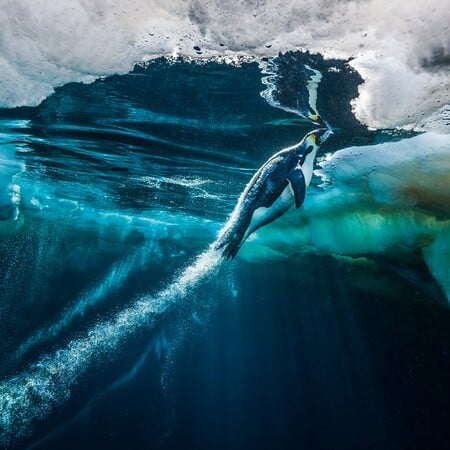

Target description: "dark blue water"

left=0, top=55, right=449, bottom=449
left=25, top=258, right=450, bottom=450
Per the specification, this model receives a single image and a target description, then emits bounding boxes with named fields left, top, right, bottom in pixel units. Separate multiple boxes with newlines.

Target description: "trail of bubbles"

left=29, top=290, right=218, bottom=450
left=0, top=246, right=222, bottom=446
left=12, top=247, right=152, bottom=365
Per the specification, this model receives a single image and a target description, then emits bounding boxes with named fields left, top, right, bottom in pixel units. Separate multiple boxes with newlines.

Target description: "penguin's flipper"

left=287, top=167, right=306, bottom=208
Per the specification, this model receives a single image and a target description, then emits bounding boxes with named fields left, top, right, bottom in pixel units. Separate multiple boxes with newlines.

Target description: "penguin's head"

left=304, top=128, right=333, bottom=152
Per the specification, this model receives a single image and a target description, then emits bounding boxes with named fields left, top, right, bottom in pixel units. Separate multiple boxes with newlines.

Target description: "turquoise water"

left=0, top=53, right=449, bottom=449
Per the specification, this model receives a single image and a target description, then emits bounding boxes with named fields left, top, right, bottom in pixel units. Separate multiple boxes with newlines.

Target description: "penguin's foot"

left=215, top=232, right=243, bottom=260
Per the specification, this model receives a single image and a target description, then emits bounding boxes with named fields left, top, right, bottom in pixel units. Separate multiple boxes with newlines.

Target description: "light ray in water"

left=0, top=246, right=222, bottom=446
left=11, top=247, right=153, bottom=365
left=28, top=339, right=156, bottom=450
left=28, top=294, right=216, bottom=449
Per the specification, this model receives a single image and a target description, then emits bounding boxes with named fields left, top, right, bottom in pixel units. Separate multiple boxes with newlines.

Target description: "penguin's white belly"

left=245, top=183, right=295, bottom=239
left=302, top=150, right=316, bottom=186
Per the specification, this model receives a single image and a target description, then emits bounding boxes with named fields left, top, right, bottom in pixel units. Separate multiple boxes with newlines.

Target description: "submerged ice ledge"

left=239, top=133, right=450, bottom=303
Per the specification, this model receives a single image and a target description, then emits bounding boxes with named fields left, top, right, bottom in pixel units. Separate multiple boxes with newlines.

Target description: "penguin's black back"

left=217, top=149, right=299, bottom=259
left=242, top=151, right=296, bottom=211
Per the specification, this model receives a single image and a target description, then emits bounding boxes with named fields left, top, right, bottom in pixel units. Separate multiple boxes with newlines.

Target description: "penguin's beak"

left=318, top=128, right=333, bottom=145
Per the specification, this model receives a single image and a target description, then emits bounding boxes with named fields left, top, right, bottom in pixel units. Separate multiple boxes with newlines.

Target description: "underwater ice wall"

left=1, top=0, right=449, bottom=132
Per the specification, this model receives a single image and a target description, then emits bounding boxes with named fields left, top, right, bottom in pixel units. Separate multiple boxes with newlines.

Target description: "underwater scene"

left=0, top=1, right=450, bottom=449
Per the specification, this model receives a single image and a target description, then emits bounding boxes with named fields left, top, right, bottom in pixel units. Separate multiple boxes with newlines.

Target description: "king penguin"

left=216, top=128, right=332, bottom=259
